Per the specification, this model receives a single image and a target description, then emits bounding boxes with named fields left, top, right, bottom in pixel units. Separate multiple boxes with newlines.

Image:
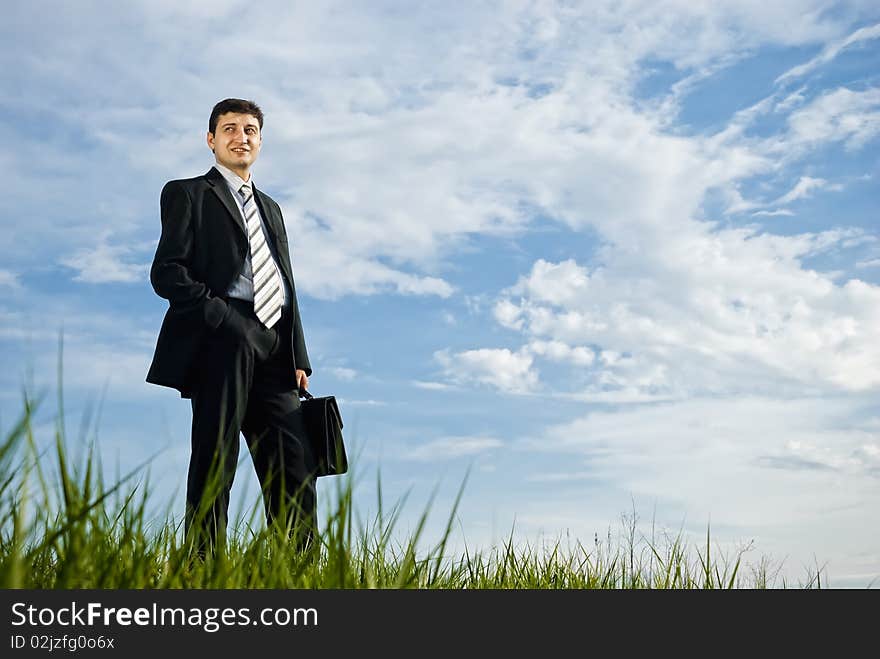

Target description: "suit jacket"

left=146, top=166, right=311, bottom=398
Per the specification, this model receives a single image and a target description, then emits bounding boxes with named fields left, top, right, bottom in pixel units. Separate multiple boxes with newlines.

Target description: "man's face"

left=207, top=112, right=262, bottom=174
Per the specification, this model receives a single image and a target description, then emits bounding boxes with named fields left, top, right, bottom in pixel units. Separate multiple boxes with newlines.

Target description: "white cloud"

left=509, top=259, right=590, bottom=307
left=567, top=389, right=678, bottom=404
left=329, top=366, right=358, bottom=381
left=527, top=339, right=595, bottom=366
left=493, top=298, right=524, bottom=331
left=524, top=395, right=880, bottom=478
left=404, top=435, right=503, bottom=461
left=775, top=86, right=808, bottom=113
left=775, top=22, right=880, bottom=85
left=732, top=175, right=844, bottom=217
left=511, top=394, right=880, bottom=585
left=1, top=315, right=160, bottom=401
left=0, top=308, right=59, bottom=342
left=0, top=283, right=166, bottom=404
left=526, top=470, right=595, bottom=483
left=5, top=1, right=873, bottom=300
left=436, top=46, right=880, bottom=399
left=786, top=87, right=880, bottom=152
left=774, top=176, right=831, bottom=204
left=60, top=242, right=149, bottom=284
left=435, top=347, right=534, bottom=394
left=0, top=269, right=20, bottom=289
left=288, top=225, right=455, bottom=299
left=337, top=398, right=386, bottom=407
left=411, top=380, right=454, bottom=391
left=56, top=344, right=155, bottom=397
left=487, top=232, right=880, bottom=397
left=751, top=209, right=795, bottom=217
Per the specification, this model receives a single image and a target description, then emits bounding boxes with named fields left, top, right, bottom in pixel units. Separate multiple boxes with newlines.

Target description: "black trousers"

left=185, top=297, right=317, bottom=555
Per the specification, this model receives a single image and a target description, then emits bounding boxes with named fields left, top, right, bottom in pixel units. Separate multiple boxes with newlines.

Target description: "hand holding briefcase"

left=299, top=389, right=348, bottom=477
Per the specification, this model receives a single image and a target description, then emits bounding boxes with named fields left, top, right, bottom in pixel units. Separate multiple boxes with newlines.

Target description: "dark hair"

left=208, top=98, right=264, bottom=134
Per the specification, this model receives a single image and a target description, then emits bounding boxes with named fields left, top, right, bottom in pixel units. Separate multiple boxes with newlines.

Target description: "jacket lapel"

left=253, top=188, right=283, bottom=241
left=205, top=167, right=247, bottom=238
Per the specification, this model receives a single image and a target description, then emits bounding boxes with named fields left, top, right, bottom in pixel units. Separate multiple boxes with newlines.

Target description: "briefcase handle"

left=299, top=389, right=315, bottom=400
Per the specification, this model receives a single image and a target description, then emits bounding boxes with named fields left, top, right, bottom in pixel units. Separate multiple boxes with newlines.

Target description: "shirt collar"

left=213, top=161, right=254, bottom=194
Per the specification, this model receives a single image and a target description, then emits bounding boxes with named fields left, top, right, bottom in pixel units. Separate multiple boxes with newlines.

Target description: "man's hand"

left=296, top=369, right=309, bottom=392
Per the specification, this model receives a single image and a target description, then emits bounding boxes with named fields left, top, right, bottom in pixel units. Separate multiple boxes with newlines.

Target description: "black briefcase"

left=299, top=389, right=348, bottom=477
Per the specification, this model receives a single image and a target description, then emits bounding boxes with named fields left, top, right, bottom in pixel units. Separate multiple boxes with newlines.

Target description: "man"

left=146, top=98, right=317, bottom=555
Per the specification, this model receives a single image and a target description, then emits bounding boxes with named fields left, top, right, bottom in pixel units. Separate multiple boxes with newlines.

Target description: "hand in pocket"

left=217, top=302, right=251, bottom=340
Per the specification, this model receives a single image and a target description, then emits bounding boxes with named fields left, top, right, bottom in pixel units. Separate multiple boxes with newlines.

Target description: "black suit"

left=147, top=166, right=316, bottom=553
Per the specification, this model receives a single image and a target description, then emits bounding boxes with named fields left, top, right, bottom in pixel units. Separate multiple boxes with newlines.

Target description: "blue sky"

left=2, top=1, right=879, bottom=587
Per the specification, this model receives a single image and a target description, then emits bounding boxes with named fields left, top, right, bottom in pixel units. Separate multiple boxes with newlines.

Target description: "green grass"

left=0, top=377, right=825, bottom=589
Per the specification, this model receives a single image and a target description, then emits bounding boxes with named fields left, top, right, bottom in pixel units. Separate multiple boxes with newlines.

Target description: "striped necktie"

left=239, top=183, right=283, bottom=329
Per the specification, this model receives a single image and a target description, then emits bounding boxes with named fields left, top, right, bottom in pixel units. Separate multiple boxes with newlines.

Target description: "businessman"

left=146, top=98, right=317, bottom=555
